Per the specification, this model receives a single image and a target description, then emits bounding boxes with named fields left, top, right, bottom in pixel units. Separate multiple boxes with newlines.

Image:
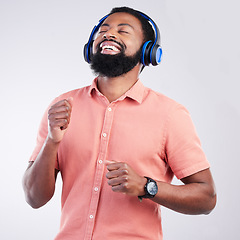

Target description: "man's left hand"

left=105, top=160, right=147, bottom=196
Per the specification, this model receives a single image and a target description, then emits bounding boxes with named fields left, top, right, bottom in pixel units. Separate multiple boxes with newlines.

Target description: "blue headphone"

left=84, top=10, right=162, bottom=66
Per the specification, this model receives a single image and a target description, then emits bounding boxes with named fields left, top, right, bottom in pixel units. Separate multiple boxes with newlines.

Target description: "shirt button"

left=89, top=215, right=94, bottom=219
left=108, top=107, right=112, bottom=111
left=98, top=160, right=103, bottom=164
left=94, top=187, right=99, bottom=192
left=102, top=132, right=107, bottom=138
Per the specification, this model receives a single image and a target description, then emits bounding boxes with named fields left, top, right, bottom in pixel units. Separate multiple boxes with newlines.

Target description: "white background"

left=0, top=0, right=239, bottom=239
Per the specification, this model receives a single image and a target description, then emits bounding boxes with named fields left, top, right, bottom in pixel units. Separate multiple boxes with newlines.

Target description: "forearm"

left=153, top=180, right=216, bottom=215
left=105, top=162, right=216, bottom=215
left=23, top=137, right=59, bottom=208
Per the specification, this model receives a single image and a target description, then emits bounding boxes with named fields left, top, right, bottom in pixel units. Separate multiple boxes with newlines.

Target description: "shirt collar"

left=88, top=77, right=145, bottom=104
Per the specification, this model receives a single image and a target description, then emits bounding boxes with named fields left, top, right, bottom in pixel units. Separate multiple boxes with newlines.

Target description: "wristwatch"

left=138, top=177, right=158, bottom=201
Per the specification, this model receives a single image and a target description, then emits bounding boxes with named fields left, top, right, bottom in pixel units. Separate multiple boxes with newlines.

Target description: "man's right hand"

left=47, top=97, right=73, bottom=143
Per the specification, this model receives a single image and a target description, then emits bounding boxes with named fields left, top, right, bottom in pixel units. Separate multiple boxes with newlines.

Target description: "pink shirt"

left=30, top=78, right=210, bottom=240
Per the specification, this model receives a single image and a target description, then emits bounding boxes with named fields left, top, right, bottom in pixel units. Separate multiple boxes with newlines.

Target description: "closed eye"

left=98, top=30, right=107, bottom=34
left=119, top=30, right=129, bottom=34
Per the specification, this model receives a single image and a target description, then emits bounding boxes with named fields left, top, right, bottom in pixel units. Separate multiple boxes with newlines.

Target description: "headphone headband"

left=135, top=11, right=160, bottom=46
left=84, top=14, right=109, bottom=63
left=84, top=10, right=162, bottom=66
left=135, top=11, right=162, bottom=66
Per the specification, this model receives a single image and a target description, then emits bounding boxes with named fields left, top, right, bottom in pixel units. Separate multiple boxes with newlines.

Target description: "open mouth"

left=99, top=40, right=123, bottom=55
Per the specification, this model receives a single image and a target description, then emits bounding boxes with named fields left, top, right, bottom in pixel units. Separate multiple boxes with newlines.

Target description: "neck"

left=97, top=64, right=141, bottom=103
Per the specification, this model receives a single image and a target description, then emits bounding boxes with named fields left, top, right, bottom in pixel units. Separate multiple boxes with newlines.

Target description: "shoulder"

left=53, top=85, right=91, bottom=103
left=143, top=86, right=187, bottom=114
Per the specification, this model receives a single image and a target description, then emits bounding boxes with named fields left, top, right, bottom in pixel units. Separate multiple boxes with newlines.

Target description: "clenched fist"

left=105, top=160, right=147, bottom=197
left=47, top=97, right=73, bottom=143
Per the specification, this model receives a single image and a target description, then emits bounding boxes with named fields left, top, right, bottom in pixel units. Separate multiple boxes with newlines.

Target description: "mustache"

left=96, top=39, right=126, bottom=52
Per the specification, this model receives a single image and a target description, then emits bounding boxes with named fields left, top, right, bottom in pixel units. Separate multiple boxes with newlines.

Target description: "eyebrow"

left=101, top=23, right=134, bottom=29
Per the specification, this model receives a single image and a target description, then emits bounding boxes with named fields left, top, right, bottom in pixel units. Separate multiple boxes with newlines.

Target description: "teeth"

left=102, top=45, right=119, bottom=51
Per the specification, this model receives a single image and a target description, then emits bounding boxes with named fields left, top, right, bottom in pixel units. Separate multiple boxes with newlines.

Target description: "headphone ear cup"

left=141, top=41, right=153, bottom=66
left=150, top=44, right=162, bottom=66
left=83, top=43, right=89, bottom=63
left=84, top=40, right=94, bottom=63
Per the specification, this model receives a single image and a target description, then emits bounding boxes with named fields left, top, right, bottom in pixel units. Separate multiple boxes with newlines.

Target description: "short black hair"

left=109, top=7, right=155, bottom=43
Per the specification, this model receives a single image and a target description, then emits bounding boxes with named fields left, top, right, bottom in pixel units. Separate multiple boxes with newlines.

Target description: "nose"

left=103, top=28, right=116, bottom=39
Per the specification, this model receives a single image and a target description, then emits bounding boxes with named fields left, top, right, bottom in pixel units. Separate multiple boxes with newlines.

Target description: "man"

left=23, top=6, right=216, bottom=240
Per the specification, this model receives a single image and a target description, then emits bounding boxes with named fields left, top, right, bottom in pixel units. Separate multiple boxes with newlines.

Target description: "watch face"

left=147, top=181, right=158, bottom=195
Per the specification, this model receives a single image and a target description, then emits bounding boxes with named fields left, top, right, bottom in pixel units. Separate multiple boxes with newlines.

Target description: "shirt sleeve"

left=29, top=98, right=60, bottom=170
left=165, top=104, right=210, bottom=179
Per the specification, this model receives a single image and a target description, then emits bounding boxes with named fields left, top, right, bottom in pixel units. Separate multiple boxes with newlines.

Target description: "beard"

left=90, top=42, right=142, bottom=78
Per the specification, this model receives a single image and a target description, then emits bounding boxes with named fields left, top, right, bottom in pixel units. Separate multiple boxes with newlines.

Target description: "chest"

left=58, top=99, right=171, bottom=180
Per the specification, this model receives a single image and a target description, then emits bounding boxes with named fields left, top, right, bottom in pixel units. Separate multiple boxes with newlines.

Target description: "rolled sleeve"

left=29, top=99, right=59, bottom=170
left=165, top=104, right=210, bottom=179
